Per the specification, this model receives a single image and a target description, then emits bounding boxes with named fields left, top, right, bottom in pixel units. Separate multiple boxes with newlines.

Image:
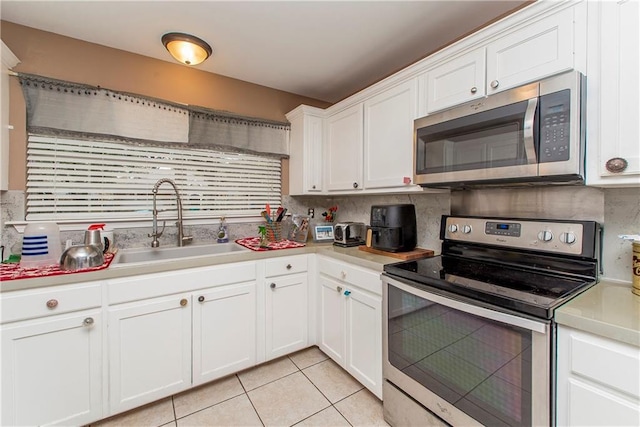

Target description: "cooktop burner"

left=383, top=215, right=600, bottom=319
left=384, top=256, right=594, bottom=319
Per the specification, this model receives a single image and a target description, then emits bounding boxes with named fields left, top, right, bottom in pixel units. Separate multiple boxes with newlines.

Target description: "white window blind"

left=26, top=135, right=282, bottom=221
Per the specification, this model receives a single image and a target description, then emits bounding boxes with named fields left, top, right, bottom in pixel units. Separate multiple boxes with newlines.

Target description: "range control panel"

left=444, top=216, right=587, bottom=256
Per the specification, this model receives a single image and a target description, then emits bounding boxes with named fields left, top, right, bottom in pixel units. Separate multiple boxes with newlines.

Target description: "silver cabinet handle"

left=198, top=296, right=205, bottom=303
left=470, top=87, right=477, bottom=94
left=180, top=298, right=188, bottom=307
left=46, top=299, right=58, bottom=309
left=490, top=80, right=499, bottom=89
left=605, top=157, right=628, bottom=173
left=83, top=317, right=94, bottom=327
left=336, top=286, right=343, bottom=293
left=270, top=282, right=276, bottom=289
left=352, top=182, right=359, bottom=189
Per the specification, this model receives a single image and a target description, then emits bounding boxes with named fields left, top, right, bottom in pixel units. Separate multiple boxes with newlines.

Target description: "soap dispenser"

left=217, top=217, right=229, bottom=243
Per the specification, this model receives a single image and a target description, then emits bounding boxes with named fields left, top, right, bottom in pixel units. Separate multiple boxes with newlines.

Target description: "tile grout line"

left=297, top=360, right=356, bottom=427
left=237, top=372, right=267, bottom=427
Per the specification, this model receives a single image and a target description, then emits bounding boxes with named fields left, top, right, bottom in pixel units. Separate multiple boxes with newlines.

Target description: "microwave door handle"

left=523, top=97, right=538, bottom=164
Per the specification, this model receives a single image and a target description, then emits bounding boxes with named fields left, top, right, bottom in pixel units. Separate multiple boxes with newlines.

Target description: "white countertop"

left=0, top=243, right=400, bottom=293
left=555, top=278, right=640, bottom=347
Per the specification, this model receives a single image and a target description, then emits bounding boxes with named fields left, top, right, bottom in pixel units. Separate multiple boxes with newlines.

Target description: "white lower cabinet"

left=557, top=326, right=640, bottom=426
left=317, top=256, right=383, bottom=399
left=264, top=255, right=310, bottom=360
left=108, top=293, right=192, bottom=414
left=193, top=283, right=256, bottom=385
left=1, top=282, right=103, bottom=426
left=106, top=262, right=258, bottom=416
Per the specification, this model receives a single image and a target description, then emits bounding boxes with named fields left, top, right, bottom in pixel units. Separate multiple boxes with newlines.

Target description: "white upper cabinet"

left=364, top=79, right=419, bottom=189
left=1, top=41, right=19, bottom=191
left=326, top=104, right=364, bottom=192
left=486, top=6, right=574, bottom=95
left=422, top=48, right=486, bottom=114
left=586, top=0, right=640, bottom=186
left=286, top=106, right=324, bottom=195
left=287, top=1, right=586, bottom=195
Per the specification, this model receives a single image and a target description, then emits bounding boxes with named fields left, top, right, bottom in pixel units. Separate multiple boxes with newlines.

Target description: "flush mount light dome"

left=161, top=32, right=212, bottom=66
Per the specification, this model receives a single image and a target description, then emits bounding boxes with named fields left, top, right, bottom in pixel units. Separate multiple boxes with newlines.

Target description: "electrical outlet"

left=308, top=208, right=314, bottom=218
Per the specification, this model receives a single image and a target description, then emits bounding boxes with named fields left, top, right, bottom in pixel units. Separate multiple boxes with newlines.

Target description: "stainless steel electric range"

left=382, top=215, right=600, bottom=427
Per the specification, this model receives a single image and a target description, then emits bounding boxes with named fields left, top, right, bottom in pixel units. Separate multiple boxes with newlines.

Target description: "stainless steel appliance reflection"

left=382, top=215, right=600, bottom=426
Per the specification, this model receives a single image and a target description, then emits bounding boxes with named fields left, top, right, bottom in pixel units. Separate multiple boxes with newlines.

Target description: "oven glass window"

left=416, top=100, right=532, bottom=174
left=388, top=285, right=533, bottom=426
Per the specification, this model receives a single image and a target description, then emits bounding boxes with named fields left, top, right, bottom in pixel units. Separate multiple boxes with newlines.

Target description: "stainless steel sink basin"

left=111, top=243, right=249, bottom=266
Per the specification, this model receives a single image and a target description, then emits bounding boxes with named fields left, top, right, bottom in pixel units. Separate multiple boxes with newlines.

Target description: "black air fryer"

left=370, top=204, right=417, bottom=252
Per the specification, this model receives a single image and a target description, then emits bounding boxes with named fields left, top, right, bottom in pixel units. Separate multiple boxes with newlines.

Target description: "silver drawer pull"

left=270, top=282, right=277, bottom=289
left=83, top=317, right=94, bottom=327
left=46, top=299, right=58, bottom=309
left=286, top=264, right=292, bottom=270
left=337, top=286, right=343, bottom=293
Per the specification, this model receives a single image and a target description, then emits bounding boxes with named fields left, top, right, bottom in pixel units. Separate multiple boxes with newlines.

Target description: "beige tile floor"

left=92, top=346, right=390, bottom=427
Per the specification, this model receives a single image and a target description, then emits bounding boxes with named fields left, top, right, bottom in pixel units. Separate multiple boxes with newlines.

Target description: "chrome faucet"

left=149, top=178, right=193, bottom=248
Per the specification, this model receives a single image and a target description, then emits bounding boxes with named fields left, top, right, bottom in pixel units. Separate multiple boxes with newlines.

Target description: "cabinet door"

left=424, top=49, right=485, bottom=113
left=265, top=274, right=309, bottom=360
left=192, top=282, right=257, bottom=385
left=486, top=7, right=573, bottom=94
left=318, top=276, right=346, bottom=365
left=364, top=79, right=418, bottom=189
left=326, top=104, right=364, bottom=191
left=345, top=286, right=383, bottom=399
left=587, top=0, right=640, bottom=185
left=109, top=294, right=191, bottom=414
left=1, top=311, right=102, bottom=426
left=287, top=107, right=324, bottom=195
left=566, top=379, right=640, bottom=426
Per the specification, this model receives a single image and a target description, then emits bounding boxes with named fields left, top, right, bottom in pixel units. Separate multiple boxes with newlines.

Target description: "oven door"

left=413, top=81, right=540, bottom=187
left=383, top=275, right=552, bottom=427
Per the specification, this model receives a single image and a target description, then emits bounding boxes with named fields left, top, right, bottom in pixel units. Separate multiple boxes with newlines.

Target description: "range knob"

left=560, top=232, right=577, bottom=245
left=461, top=225, right=472, bottom=234
left=448, top=224, right=458, bottom=233
left=537, top=230, right=553, bottom=242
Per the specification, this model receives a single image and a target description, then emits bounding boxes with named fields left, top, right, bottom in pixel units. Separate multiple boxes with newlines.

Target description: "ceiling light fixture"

left=161, top=32, right=212, bottom=66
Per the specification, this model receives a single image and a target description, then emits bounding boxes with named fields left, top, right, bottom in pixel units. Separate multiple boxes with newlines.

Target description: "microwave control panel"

left=539, top=89, right=571, bottom=163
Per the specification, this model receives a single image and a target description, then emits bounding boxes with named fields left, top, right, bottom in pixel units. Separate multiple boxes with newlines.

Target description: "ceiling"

left=1, top=1, right=528, bottom=104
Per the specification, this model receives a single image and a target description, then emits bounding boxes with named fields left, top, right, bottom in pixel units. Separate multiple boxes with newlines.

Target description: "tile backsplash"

left=1, top=186, right=638, bottom=282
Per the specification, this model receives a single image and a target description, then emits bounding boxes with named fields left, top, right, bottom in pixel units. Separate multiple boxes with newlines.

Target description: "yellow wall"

left=1, top=21, right=330, bottom=190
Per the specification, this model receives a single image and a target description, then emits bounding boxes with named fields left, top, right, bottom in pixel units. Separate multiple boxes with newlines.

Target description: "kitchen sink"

left=111, top=243, right=249, bottom=266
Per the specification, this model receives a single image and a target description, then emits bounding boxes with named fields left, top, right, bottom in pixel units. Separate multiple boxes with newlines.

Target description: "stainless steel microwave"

left=414, top=71, right=586, bottom=188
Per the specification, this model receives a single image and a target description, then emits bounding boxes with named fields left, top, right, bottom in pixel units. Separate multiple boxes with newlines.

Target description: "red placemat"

left=235, top=237, right=305, bottom=252
left=0, top=253, right=115, bottom=282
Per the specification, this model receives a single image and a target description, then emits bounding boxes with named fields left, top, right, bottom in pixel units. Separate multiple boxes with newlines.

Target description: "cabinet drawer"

left=265, top=255, right=308, bottom=277
left=569, top=332, right=640, bottom=399
left=108, top=261, right=256, bottom=304
left=1, top=282, right=102, bottom=324
left=317, top=256, right=381, bottom=296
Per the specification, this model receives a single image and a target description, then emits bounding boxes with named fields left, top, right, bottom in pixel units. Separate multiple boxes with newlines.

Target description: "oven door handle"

left=383, top=275, right=548, bottom=334
left=523, top=97, right=538, bottom=165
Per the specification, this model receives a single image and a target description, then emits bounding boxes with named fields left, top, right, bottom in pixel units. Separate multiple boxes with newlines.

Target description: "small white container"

left=20, top=222, right=62, bottom=268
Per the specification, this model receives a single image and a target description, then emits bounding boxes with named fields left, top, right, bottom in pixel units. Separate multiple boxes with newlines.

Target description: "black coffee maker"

left=370, top=204, right=417, bottom=252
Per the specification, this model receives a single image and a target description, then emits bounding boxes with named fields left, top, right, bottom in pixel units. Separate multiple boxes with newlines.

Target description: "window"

left=26, top=135, right=282, bottom=221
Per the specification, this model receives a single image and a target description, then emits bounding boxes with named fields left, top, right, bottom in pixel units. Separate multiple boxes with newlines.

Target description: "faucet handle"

left=148, top=220, right=166, bottom=238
